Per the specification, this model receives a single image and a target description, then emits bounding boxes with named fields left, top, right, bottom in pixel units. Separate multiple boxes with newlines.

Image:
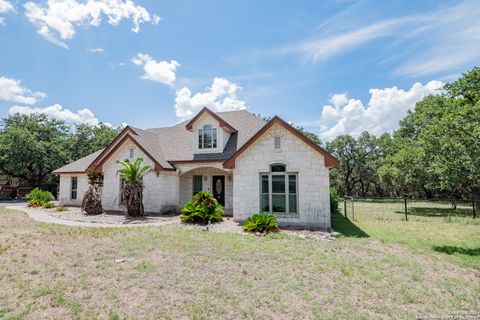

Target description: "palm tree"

left=117, top=157, right=150, bottom=216
left=82, top=172, right=104, bottom=215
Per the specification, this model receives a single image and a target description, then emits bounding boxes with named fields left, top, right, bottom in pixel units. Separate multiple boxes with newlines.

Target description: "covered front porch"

left=178, top=164, right=233, bottom=216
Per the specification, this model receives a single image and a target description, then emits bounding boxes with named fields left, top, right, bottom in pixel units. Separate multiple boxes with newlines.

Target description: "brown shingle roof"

left=146, top=109, right=266, bottom=163
left=53, top=110, right=266, bottom=173
left=52, top=149, right=104, bottom=174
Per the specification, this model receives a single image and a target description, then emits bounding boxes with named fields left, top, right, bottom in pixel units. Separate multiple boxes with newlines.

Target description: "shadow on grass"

left=433, top=245, right=480, bottom=256
left=331, top=212, right=369, bottom=238
left=410, top=207, right=472, bottom=217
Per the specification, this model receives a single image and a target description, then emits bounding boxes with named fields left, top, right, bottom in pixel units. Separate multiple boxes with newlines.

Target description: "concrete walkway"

left=5, top=206, right=180, bottom=228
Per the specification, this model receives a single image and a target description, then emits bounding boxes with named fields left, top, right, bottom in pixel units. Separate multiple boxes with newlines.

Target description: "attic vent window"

left=129, top=148, right=134, bottom=159
left=274, top=136, right=281, bottom=149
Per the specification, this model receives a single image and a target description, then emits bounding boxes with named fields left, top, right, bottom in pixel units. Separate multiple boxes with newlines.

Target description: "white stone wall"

left=232, top=123, right=331, bottom=229
left=58, top=173, right=88, bottom=207
left=101, top=139, right=180, bottom=213
left=178, top=164, right=233, bottom=209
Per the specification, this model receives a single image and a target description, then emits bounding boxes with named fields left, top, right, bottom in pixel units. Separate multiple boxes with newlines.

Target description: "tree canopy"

left=0, top=113, right=120, bottom=187
left=328, top=67, right=480, bottom=200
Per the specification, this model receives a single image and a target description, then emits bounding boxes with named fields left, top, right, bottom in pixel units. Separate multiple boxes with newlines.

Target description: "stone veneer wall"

left=232, top=123, right=331, bottom=229
left=101, top=139, right=180, bottom=213
left=58, top=173, right=88, bottom=207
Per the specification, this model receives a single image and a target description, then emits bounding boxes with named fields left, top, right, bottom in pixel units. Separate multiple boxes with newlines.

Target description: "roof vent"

left=274, top=136, right=281, bottom=149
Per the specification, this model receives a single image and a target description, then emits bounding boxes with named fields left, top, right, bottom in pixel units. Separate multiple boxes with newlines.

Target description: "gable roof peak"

left=185, top=106, right=237, bottom=132
left=223, top=115, right=340, bottom=169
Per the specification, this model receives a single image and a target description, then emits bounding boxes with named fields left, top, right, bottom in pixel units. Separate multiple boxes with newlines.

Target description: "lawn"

left=337, top=200, right=480, bottom=268
left=0, top=206, right=479, bottom=319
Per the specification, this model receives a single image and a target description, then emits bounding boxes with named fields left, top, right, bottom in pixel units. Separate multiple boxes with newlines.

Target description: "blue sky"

left=0, top=0, right=479, bottom=140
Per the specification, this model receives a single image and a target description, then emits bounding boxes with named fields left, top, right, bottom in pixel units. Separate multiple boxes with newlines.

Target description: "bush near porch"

left=180, top=191, right=223, bottom=224
left=243, top=213, right=278, bottom=233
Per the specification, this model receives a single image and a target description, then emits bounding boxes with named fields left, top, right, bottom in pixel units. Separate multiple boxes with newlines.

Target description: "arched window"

left=271, top=164, right=285, bottom=172
left=198, top=124, right=217, bottom=149
left=260, top=164, right=298, bottom=215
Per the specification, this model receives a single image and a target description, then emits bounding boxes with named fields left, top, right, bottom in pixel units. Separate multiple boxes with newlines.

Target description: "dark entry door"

left=212, top=176, right=225, bottom=206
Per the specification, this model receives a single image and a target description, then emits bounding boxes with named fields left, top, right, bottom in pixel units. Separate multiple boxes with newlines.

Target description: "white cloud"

left=131, top=53, right=179, bottom=86
left=175, top=77, right=247, bottom=120
left=0, top=76, right=46, bottom=104
left=0, top=0, right=14, bottom=26
left=24, top=0, right=161, bottom=48
left=0, top=0, right=14, bottom=13
left=9, top=104, right=100, bottom=126
left=291, top=18, right=415, bottom=64
left=393, top=1, right=480, bottom=77
left=329, top=93, right=348, bottom=108
left=87, top=47, right=104, bottom=53
left=252, top=1, right=480, bottom=77
left=318, top=81, right=444, bottom=141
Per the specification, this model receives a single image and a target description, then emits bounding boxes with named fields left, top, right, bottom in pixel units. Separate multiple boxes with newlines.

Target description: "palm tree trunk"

left=82, top=184, right=103, bottom=215
left=123, top=182, right=144, bottom=216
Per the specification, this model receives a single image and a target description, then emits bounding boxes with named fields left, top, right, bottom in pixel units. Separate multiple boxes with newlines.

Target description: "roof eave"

left=52, top=171, right=87, bottom=175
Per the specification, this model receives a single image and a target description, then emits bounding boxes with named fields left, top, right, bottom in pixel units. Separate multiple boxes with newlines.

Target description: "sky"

left=0, top=0, right=479, bottom=141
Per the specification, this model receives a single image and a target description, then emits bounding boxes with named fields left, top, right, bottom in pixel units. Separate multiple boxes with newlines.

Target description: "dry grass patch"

left=0, top=207, right=478, bottom=319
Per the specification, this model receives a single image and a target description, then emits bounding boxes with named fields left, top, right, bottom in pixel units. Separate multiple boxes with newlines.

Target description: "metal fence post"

left=473, top=200, right=476, bottom=219
left=344, top=198, right=347, bottom=219
left=404, top=197, right=408, bottom=221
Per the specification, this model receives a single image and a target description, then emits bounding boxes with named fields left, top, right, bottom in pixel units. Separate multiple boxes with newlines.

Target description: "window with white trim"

left=260, top=164, right=298, bottom=216
left=198, top=124, right=217, bottom=149
left=70, top=177, right=78, bottom=200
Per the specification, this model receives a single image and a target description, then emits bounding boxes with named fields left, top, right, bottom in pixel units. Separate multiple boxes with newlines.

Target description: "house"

left=53, top=107, right=339, bottom=229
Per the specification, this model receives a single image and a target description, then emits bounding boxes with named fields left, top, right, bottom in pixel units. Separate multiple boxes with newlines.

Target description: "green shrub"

left=25, top=188, right=54, bottom=203
left=42, top=202, right=56, bottom=209
left=330, top=187, right=339, bottom=214
left=180, top=191, right=223, bottom=224
left=28, top=199, right=45, bottom=207
left=243, top=213, right=278, bottom=233
left=56, top=207, right=68, bottom=212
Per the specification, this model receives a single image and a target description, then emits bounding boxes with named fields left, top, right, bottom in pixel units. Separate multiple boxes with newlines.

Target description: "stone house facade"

left=53, top=107, right=339, bottom=229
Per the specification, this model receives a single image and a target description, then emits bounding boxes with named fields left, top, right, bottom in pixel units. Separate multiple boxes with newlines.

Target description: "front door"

left=212, top=176, right=225, bottom=206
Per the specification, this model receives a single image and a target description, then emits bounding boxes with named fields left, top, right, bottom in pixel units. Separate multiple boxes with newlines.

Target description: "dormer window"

left=198, top=124, right=217, bottom=149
